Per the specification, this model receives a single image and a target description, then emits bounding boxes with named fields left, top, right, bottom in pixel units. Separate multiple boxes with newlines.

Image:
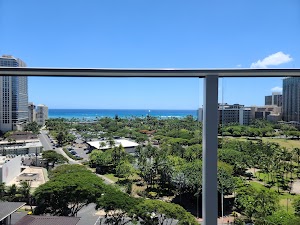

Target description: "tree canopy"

left=34, top=165, right=106, bottom=216
left=42, top=150, right=68, bottom=167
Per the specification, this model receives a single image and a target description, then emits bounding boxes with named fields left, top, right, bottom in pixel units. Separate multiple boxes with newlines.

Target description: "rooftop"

left=7, top=167, right=47, bottom=188
left=88, top=139, right=139, bottom=150
left=0, top=202, right=26, bottom=222
left=14, top=215, right=80, bottom=225
left=0, top=155, right=21, bottom=166
left=0, top=140, right=43, bottom=149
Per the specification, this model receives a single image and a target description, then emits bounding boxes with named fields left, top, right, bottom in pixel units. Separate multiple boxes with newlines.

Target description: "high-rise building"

left=28, top=102, right=36, bottom=123
left=265, top=95, right=272, bottom=105
left=265, top=92, right=282, bottom=107
left=0, top=55, right=28, bottom=132
left=283, top=77, right=300, bottom=122
left=36, top=104, right=48, bottom=126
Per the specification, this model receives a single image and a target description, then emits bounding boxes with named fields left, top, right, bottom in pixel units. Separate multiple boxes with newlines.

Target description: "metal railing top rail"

left=1, top=67, right=300, bottom=77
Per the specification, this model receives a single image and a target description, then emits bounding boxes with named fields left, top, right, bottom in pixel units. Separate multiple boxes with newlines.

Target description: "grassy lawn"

left=249, top=181, right=267, bottom=190
left=255, top=171, right=297, bottom=183
left=279, top=193, right=297, bottom=213
left=132, top=183, right=147, bottom=196
left=254, top=171, right=299, bottom=195
left=103, top=172, right=148, bottom=197
left=221, top=136, right=300, bottom=149
left=103, top=172, right=141, bottom=183
left=262, top=137, right=300, bottom=149
left=251, top=179, right=280, bottom=193
left=249, top=181, right=297, bottom=211
left=103, top=173, right=119, bottom=182
left=43, top=168, right=49, bottom=182
left=130, top=173, right=140, bottom=180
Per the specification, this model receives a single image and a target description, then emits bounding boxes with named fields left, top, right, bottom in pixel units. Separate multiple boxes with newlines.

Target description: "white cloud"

left=236, top=64, right=242, bottom=68
left=250, top=51, right=293, bottom=68
left=271, top=86, right=282, bottom=92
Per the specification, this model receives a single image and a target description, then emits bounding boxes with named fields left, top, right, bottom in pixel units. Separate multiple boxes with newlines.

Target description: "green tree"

left=235, top=186, right=256, bottom=221
left=218, top=166, right=235, bottom=195
left=236, top=187, right=278, bottom=222
left=56, top=131, right=65, bottom=146
left=293, top=196, right=300, bottom=217
left=24, top=122, right=41, bottom=134
left=42, top=150, right=68, bottom=168
left=34, top=165, right=106, bottom=216
left=89, top=150, right=113, bottom=174
left=171, top=172, right=189, bottom=203
left=7, top=184, right=17, bottom=201
left=115, top=160, right=134, bottom=179
left=18, top=181, right=32, bottom=210
left=266, top=210, right=296, bottom=225
left=134, top=199, right=198, bottom=225
left=99, top=141, right=106, bottom=149
left=96, top=187, right=140, bottom=225
left=108, top=136, right=115, bottom=149
left=0, top=182, right=6, bottom=200
left=293, top=147, right=300, bottom=168
left=112, top=144, right=125, bottom=165
left=183, top=144, right=202, bottom=162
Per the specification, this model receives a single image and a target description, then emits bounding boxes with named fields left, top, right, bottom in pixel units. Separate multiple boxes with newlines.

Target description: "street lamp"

left=35, top=147, right=38, bottom=166
left=221, top=184, right=224, bottom=225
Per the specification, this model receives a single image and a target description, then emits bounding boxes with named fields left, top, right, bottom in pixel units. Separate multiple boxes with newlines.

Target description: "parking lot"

left=66, top=135, right=90, bottom=160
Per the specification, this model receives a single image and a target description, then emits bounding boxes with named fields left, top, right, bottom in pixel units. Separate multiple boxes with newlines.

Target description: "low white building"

left=87, top=139, right=139, bottom=154
left=198, top=104, right=252, bottom=125
left=0, top=139, right=43, bottom=156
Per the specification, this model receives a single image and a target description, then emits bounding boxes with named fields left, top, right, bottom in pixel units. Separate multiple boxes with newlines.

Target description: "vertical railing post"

left=202, top=75, right=219, bottom=225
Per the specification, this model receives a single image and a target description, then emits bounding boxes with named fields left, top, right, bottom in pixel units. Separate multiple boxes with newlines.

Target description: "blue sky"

left=0, top=0, right=299, bottom=109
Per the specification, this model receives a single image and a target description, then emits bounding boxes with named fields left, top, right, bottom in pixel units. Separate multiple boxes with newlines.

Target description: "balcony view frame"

left=1, top=67, right=300, bottom=225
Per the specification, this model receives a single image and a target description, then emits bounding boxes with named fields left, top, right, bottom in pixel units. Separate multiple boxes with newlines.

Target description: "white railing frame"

left=1, top=67, right=300, bottom=225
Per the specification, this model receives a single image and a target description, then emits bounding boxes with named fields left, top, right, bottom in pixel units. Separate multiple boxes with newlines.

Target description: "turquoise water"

left=49, top=109, right=197, bottom=120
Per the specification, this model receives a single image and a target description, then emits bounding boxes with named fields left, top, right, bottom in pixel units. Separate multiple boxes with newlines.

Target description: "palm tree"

left=156, top=157, right=173, bottom=190
left=12, top=139, right=17, bottom=154
left=18, top=181, right=32, bottom=210
left=171, top=172, right=188, bottom=203
left=99, top=141, right=106, bottom=149
left=108, top=136, right=115, bottom=149
left=0, top=182, right=6, bottom=200
left=293, top=148, right=300, bottom=168
left=7, top=184, right=17, bottom=201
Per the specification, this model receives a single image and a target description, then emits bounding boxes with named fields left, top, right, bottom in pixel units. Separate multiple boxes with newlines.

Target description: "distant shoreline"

left=48, top=109, right=198, bottom=120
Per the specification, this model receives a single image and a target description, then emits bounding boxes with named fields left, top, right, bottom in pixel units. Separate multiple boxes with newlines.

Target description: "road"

left=77, top=203, right=100, bottom=225
left=39, top=130, right=79, bottom=164
left=39, top=130, right=53, bottom=151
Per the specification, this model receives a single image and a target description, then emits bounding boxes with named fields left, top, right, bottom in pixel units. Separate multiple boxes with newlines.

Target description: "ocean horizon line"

left=49, top=108, right=198, bottom=110
left=48, top=109, right=198, bottom=120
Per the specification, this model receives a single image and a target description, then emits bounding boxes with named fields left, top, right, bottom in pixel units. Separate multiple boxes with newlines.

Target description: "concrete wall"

left=0, top=155, right=21, bottom=183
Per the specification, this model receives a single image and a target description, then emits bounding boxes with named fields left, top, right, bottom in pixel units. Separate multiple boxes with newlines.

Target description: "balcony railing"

left=1, top=67, right=300, bottom=225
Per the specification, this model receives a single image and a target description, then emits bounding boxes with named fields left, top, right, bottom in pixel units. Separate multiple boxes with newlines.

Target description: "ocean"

left=49, top=109, right=197, bottom=120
